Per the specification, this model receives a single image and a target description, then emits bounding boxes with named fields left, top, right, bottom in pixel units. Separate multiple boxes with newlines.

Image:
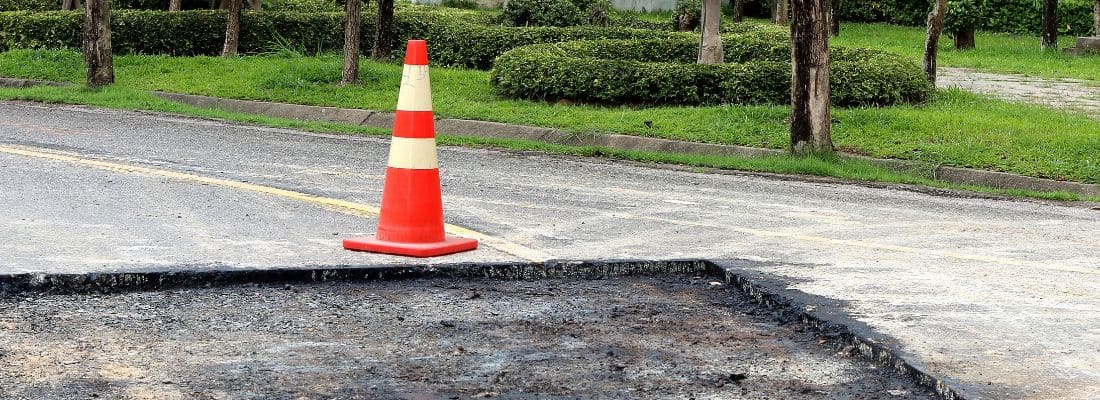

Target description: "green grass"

left=2, top=49, right=1096, bottom=185
left=833, top=21, right=1100, bottom=81
left=1, top=83, right=1092, bottom=202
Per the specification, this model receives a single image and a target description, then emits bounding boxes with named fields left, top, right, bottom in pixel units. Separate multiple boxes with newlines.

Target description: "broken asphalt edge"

left=0, top=258, right=967, bottom=400
left=0, top=76, right=1095, bottom=199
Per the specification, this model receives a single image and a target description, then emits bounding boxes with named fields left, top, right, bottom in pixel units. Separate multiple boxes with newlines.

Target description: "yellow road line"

left=0, top=144, right=550, bottom=262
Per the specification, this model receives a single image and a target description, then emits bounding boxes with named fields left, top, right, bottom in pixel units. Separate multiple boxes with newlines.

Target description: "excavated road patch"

left=0, top=266, right=939, bottom=400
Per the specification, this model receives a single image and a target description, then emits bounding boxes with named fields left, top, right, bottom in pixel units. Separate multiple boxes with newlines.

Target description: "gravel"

left=0, top=275, right=937, bottom=399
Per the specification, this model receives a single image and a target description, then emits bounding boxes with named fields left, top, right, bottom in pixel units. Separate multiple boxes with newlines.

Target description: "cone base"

left=343, top=235, right=478, bottom=258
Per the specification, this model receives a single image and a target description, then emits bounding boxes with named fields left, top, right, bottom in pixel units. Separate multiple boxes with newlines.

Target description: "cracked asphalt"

left=1, top=101, right=1098, bottom=399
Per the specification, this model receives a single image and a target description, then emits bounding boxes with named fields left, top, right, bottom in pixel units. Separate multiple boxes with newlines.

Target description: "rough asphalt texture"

left=0, top=101, right=1099, bottom=398
left=0, top=276, right=937, bottom=399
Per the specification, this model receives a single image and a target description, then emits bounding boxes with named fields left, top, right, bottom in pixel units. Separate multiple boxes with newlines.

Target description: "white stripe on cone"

left=387, top=137, right=439, bottom=169
left=397, top=65, right=433, bottom=112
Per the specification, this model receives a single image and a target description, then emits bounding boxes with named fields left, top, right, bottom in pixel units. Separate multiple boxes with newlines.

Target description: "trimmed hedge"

left=490, top=32, right=933, bottom=107
left=840, top=0, right=1097, bottom=36
left=0, top=0, right=56, bottom=12
left=0, top=0, right=216, bottom=12
left=0, top=8, right=492, bottom=58
left=0, top=10, right=346, bottom=55
left=0, top=8, right=677, bottom=68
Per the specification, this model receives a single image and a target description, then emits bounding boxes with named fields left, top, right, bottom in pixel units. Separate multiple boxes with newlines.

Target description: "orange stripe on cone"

left=392, top=111, right=435, bottom=139
left=343, top=40, right=478, bottom=258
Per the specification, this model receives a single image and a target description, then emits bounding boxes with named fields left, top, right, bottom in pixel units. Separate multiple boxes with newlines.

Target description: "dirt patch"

left=0, top=276, right=937, bottom=399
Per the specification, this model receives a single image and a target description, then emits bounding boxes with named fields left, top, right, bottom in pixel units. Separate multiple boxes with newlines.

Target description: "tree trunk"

left=1042, top=0, right=1057, bottom=50
left=922, top=0, right=947, bottom=85
left=62, top=0, right=82, bottom=10
left=341, top=0, right=361, bottom=85
left=250, top=0, right=261, bottom=10
left=1094, top=0, right=1099, bottom=36
left=222, top=0, right=241, bottom=56
left=774, top=0, right=789, bottom=24
left=169, top=0, right=181, bottom=11
left=372, top=0, right=395, bottom=59
left=829, top=0, right=840, bottom=36
left=789, top=0, right=832, bottom=156
left=698, top=0, right=724, bottom=64
left=732, top=0, right=744, bottom=22
left=83, top=0, right=114, bottom=87
left=954, top=26, right=975, bottom=49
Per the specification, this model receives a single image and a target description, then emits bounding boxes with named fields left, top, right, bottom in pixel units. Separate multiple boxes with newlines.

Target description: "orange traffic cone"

left=343, top=40, right=478, bottom=257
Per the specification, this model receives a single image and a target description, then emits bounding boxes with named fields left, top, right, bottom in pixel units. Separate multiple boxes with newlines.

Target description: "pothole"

left=0, top=262, right=940, bottom=399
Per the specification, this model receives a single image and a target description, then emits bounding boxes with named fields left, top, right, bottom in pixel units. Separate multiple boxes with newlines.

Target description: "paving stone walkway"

left=939, top=67, right=1100, bottom=118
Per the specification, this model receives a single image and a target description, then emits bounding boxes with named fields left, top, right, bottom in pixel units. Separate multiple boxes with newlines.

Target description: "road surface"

left=1, top=101, right=1098, bottom=399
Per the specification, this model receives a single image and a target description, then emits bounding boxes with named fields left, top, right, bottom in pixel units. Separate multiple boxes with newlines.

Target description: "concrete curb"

left=1, top=77, right=1094, bottom=197
left=146, top=92, right=1100, bottom=198
left=0, top=259, right=966, bottom=399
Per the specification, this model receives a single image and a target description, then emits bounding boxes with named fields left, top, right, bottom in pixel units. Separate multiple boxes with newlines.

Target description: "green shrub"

left=0, top=10, right=347, bottom=55
left=672, top=0, right=700, bottom=31
left=0, top=0, right=56, bottom=12
left=582, top=0, right=611, bottom=27
left=0, top=8, right=668, bottom=68
left=0, top=0, right=236, bottom=11
left=840, top=0, right=1096, bottom=36
left=945, top=0, right=982, bottom=35
left=500, top=0, right=583, bottom=27
left=490, top=32, right=933, bottom=107
left=264, top=0, right=343, bottom=13
left=441, top=0, right=480, bottom=9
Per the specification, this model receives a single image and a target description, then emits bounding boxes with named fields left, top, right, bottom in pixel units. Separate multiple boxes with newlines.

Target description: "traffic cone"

left=343, top=40, right=478, bottom=257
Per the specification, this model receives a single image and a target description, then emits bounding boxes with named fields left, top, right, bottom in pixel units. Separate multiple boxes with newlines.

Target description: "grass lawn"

left=1, top=49, right=1097, bottom=186
left=833, top=21, right=1100, bottom=82
left=3, top=83, right=1090, bottom=202
left=622, top=12, right=1100, bottom=81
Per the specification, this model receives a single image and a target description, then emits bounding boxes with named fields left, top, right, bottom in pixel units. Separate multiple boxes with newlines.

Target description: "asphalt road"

left=1, top=101, right=1099, bottom=399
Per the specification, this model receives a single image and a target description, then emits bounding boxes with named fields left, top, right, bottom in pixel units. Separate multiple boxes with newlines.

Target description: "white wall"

left=610, top=0, right=676, bottom=11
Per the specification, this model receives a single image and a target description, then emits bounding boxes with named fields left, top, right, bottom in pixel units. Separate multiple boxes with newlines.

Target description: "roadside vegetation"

left=1, top=83, right=1092, bottom=202
left=1, top=48, right=1097, bottom=186
left=0, top=1, right=1098, bottom=197
left=833, top=22, right=1100, bottom=81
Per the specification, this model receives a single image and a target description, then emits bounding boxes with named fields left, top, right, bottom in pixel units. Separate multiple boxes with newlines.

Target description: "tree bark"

left=341, top=0, right=361, bottom=85
left=774, top=0, right=789, bottom=24
left=922, top=0, right=947, bottom=84
left=372, top=0, right=395, bottom=59
left=829, top=0, right=840, bottom=36
left=169, top=0, right=181, bottom=11
left=1042, top=0, right=1057, bottom=50
left=698, top=0, right=724, bottom=64
left=222, top=0, right=241, bottom=56
left=732, top=0, right=744, bottom=22
left=954, top=26, right=975, bottom=49
left=1094, top=0, right=1099, bottom=36
left=62, top=0, right=82, bottom=10
left=249, top=0, right=261, bottom=10
left=83, top=0, right=114, bottom=87
left=789, top=0, right=832, bottom=156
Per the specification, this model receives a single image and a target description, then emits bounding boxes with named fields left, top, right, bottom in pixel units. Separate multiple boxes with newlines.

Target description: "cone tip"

left=405, top=40, right=429, bottom=66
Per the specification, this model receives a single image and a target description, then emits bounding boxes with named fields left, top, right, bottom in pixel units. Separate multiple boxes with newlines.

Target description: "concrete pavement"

left=1, top=101, right=1098, bottom=399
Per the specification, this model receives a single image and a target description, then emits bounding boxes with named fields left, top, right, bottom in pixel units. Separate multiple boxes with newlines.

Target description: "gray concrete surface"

left=1, top=101, right=1099, bottom=399
left=939, top=67, right=1100, bottom=119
